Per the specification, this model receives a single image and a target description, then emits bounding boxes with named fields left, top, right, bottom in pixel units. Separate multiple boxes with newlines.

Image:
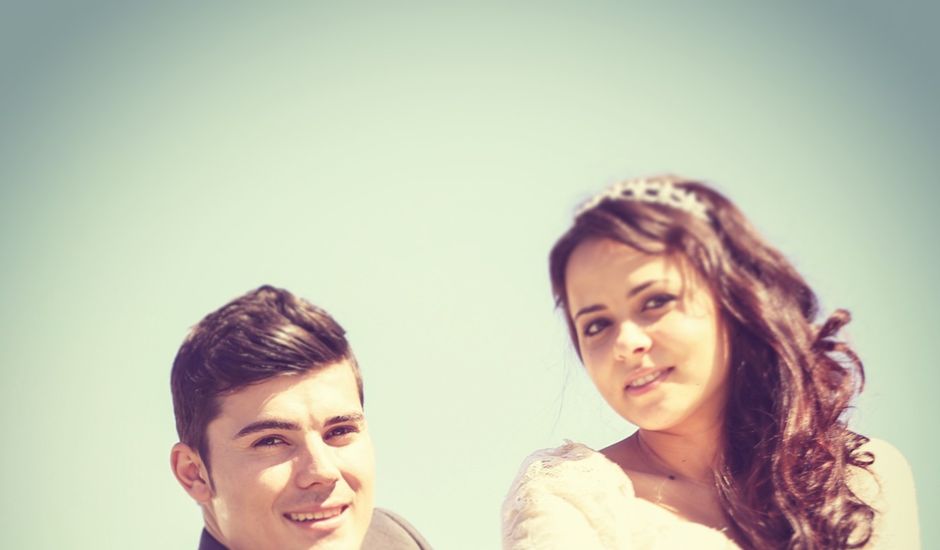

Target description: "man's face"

left=199, top=361, right=375, bottom=550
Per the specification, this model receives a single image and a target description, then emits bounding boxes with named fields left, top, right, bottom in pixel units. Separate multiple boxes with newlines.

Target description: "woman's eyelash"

left=582, top=318, right=611, bottom=337
left=642, top=293, right=677, bottom=311
left=580, top=294, right=677, bottom=336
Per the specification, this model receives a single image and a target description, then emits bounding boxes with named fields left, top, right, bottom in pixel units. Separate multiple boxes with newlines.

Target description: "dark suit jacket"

left=362, top=508, right=432, bottom=550
left=198, top=507, right=432, bottom=549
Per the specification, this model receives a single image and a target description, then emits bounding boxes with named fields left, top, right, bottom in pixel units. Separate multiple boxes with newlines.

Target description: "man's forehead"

left=210, top=361, right=362, bottom=430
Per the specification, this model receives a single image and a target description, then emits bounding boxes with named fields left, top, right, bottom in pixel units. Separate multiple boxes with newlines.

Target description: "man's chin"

left=278, top=507, right=366, bottom=550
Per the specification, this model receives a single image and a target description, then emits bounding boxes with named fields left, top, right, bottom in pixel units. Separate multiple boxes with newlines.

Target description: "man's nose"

left=294, top=437, right=342, bottom=489
left=613, top=320, right=652, bottom=361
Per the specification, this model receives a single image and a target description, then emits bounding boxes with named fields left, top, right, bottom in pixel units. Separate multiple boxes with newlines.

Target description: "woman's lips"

left=624, top=367, right=673, bottom=395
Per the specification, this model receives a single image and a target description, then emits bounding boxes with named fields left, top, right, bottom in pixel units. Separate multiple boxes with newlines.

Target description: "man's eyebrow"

left=325, top=413, right=364, bottom=428
left=233, top=413, right=365, bottom=439
left=233, top=420, right=301, bottom=439
left=572, top=280, right=659, bottom=320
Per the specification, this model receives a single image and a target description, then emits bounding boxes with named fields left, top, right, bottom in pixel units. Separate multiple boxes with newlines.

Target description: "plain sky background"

left=1, top=2, right=937, bottom=549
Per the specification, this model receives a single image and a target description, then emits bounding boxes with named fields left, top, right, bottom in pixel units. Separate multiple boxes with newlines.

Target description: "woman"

left=502, top=176, right=919, bottom=549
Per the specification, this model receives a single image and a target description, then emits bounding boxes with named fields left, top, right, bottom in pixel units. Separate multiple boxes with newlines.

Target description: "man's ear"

left=171, top=442, right=212, bottom=503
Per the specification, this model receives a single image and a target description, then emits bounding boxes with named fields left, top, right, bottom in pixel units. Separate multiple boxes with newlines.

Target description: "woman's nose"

left=613, top=320, right=652, bottom=361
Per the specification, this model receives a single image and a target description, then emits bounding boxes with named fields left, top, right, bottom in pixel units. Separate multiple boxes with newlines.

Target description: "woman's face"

left=564, top=238, right=731, bottom=434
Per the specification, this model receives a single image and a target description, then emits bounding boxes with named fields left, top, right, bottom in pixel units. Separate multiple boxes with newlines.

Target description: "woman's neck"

left=636, top=421, right=723, bottom=484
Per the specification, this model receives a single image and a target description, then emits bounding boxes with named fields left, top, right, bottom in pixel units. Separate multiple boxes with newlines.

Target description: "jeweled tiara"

left=575, top=176, right=709, bottom=221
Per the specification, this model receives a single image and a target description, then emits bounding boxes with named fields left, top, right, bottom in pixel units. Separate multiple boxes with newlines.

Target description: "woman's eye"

left=326, top=425, right=359, bottom=442
left=252, top=436, right=287, bottom=448
left=582, top=319, right=611, bottom=337
left=642, top=293, right=676, bottom=311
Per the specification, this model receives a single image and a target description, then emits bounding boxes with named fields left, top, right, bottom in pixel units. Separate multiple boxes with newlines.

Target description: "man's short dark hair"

left=170, top=285, right=363, bottom=468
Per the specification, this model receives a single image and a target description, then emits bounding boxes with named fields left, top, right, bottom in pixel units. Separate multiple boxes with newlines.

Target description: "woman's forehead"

left=566, top=239, right=671, bottom=280
left=564, top=239, right=706, bottom=307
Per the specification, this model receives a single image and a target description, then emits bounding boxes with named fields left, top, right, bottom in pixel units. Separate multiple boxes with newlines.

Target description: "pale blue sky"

left=1, top=2, right=937, bottom=549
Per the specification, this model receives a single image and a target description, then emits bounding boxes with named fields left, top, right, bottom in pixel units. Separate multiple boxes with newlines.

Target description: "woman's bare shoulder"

left=863, top=437, right=911, bottom=471
left=850, top=437, right=920, bottom=549
left=850, top=438, right=912, bottom=495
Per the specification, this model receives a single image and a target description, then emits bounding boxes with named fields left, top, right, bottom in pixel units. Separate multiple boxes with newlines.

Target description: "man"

left=170, top=285, right=431, bottom=550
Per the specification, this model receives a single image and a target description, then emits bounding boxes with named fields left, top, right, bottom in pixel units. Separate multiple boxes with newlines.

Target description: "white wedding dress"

left=502, top=441, right=741, bottom=550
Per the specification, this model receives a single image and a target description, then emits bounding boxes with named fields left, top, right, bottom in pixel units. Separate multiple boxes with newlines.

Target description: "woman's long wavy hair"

left=549, top=176, right=875, bottom=549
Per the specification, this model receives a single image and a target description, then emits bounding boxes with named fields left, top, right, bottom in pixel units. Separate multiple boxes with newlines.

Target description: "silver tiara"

left=575, top=176, right=709, bottom=221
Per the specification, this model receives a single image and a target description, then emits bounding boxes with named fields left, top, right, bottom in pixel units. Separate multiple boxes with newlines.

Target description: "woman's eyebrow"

left=572, top=280, right=660, bottom=320
left=626, top=280, right=657, bottom=298
left=573, top=304, right=605, bottom=320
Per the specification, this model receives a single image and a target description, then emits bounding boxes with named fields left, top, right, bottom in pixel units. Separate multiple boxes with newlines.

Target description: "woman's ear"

left=170, top=442, right=212, bottom=503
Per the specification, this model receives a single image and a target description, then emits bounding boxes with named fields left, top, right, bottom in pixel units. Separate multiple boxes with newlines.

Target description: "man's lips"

left=284, top=504, right=349, bottom=524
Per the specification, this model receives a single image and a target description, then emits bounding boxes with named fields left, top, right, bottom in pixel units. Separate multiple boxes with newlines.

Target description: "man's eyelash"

left=252, top=436, right=287, bottom=447
left=327, top=425, right=359, bottom=439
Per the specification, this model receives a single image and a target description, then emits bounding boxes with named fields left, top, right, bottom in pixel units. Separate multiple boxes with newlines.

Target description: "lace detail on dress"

left=502, top=441, right=741, bottom=550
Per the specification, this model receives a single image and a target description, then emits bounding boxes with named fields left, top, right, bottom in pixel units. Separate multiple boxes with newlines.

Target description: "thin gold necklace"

left=633, top=434, right=677, bottom=505
left=634, top=433, right=678, bottom=481
left=633, top=434, right=732, bottom=535
left=634, top=433, right=715, bottom=485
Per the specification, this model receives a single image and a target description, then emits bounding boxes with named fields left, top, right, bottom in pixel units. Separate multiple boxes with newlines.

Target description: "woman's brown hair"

left=549, top=176, right=875, bottom=549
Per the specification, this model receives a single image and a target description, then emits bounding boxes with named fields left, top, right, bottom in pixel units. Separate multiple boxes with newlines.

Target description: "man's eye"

left=582, top=319, right=611, bottom=337
left=253, top=436, right=287, bottom=448
left=326, top=425, right=359, bottom=442
left=642, top=294, right=676, bottom=311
